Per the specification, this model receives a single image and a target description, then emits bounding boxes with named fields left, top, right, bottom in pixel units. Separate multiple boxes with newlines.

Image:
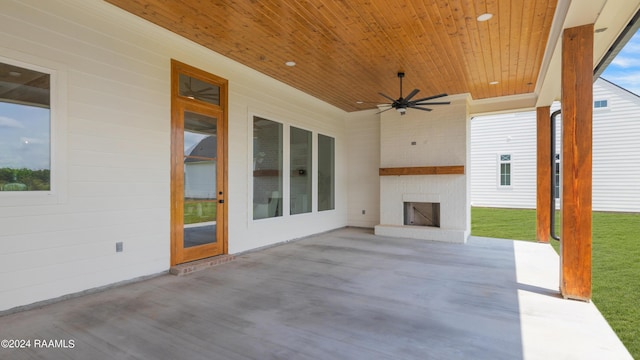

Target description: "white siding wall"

left=592, top=80, right=640, bottom=212
left=0, top=0, right=348, bottom=311
left=346, top=110, right=380, bottom=228
left=471, top=112, right=539, bottom=209
left=471, top=79, right=640, bottom=212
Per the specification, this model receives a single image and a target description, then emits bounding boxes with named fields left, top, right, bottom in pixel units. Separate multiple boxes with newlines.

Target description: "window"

left=252, top=118, right=336, bottom=218
left=554, top=153, right=560, bottom=199
left=594, top=100, right=608, bottom=108
left=290, top=127, right=312, bottom=215
left=0, top=61, right=51, bottom=192
left=253, top=117, right=283, bottom=219
left=178, top=73, right=220, bottom=106
left=318, top=134, right=335, bottom=211
left=499, top=154, right=511, bottom=187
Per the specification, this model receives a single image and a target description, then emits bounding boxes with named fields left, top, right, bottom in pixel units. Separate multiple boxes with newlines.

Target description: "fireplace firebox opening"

left=404, top=202, right=440, bottom=227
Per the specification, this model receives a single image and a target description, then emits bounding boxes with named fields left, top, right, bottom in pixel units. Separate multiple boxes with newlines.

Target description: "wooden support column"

left=561, top=24, right=593, bottom=301
left=536, top=106, right=551, bottom=243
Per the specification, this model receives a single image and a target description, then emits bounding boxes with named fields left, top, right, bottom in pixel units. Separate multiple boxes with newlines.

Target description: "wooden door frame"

left=170, top=59, right=228, bottom=266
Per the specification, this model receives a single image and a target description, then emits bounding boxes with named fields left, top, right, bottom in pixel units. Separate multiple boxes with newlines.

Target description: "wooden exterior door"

left=171, top=60, right=228, bottom=265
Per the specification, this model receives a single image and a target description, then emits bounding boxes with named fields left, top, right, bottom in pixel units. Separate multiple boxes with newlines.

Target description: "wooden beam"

left=561, top=24, right=593, bottom=301
left=379, top=166, right=464, bottom=176
left=536, top=106, right=551, bottom=243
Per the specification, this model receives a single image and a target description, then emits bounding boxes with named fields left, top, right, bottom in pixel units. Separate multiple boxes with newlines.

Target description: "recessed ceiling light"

left=489, top=81, right=499, bottom=85
left=285, top=61, right=296, bottom=67
left=8, top=71, right=21, bottom=77
left=477, top=13, right=493, bottom=22
left=356, top=101, right=363, bottom=104
left=595, top=27, right=608, bottom=33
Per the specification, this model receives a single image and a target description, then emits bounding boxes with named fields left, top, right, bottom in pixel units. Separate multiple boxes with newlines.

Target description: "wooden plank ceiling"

left=105, top=0, right=558, bottom=112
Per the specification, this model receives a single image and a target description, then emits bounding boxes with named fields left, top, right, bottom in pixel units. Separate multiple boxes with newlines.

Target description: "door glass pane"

left=183, top=111, right=217, bottom=248
left=179, top=73, right=220, bottom=106
left=318, top=134, right=335, bottom=211
left=290, top=127, right=312, bottom=215
left=253, top=117, right=283, bottom=220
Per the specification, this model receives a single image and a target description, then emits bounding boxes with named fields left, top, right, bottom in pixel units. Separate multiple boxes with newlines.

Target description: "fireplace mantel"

left=379, top=165, right=464, bottom=176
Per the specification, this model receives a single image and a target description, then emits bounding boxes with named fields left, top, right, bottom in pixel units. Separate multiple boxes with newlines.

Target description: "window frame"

left=594, top=99, right=608, bottom=109
left=317, top=133, right=335, bottom=211
left=289, top=126, right=313, bottom=215
left=251, top=115, right=284, bottom=220
left=0, top=50, right=67, bottom=206
left=498, top=153, right=512, bottom=188
left=248, top=110, right=338, bottom=223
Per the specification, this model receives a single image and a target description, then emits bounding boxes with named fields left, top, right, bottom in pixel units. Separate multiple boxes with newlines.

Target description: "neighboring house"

left=184, top=135, right=217, bottom=200
left=471, top=78, right=640, bottom=213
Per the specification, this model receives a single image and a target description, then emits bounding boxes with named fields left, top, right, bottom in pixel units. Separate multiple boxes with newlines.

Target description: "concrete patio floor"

left=0, top=227, right=631, bottom=359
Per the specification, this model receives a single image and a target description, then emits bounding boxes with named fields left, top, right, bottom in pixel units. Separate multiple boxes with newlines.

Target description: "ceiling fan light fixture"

left=397, top=108, right=406, bottom=114
left=477, top=13, right=493, bottom=22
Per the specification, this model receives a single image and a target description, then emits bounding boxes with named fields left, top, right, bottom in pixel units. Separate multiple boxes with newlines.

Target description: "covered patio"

left=0, top=228, right=630, bottom=359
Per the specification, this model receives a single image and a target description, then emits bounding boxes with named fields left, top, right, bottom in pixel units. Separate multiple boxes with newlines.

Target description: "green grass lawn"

left=471, top=207, right=640, bottom=358
left=184, top=200, right=217, bottom=224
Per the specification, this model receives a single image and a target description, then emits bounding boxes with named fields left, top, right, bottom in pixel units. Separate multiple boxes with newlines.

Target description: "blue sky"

left=601, top=29, right=640, bottom=95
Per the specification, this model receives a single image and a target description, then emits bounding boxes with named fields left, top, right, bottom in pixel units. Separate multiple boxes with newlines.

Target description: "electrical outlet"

left=116, top=242, right=123, bottom=253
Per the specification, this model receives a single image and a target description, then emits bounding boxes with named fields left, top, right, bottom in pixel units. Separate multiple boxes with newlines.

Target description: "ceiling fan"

left=182, top=77, right=219, bottom=102
left=378, top=72, right=449, bottom=115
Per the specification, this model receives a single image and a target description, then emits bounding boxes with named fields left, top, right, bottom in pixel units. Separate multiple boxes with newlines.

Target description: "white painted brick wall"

left=376, top=95, right=471, bottom=242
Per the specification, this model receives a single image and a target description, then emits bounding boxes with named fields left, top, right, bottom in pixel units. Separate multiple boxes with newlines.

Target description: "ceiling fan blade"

left=378, top=92, right=396, bottom=103
left=412, top=106, right=433, bottom=112
left=411, top=93, right=448, bottom=103
left=193, top=88, right=216, bottom=94
left=404, top=88, right=420, bottom=102
left=375, top=107, right=395, bottom=115
left=413, top=101, right=451, bottom=106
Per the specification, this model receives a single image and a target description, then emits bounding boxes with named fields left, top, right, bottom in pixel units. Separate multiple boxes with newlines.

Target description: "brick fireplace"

left=374, top=94, right=470, bottom=243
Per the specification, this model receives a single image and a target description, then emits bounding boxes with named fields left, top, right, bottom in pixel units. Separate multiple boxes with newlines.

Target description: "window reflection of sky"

left=0, top=102, right=50, bottom=170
